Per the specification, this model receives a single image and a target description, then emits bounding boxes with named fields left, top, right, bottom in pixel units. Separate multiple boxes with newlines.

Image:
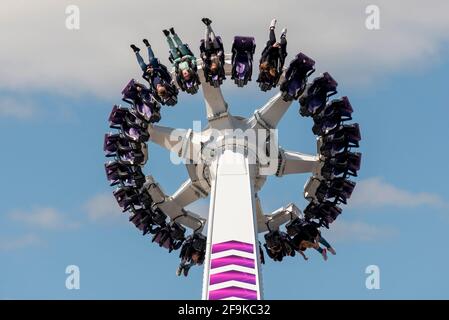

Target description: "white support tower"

left=202, top=150, right=263, bottom=300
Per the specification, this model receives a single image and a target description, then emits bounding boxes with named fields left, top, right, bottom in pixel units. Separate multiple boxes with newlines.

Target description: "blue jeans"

left=135, top=45, right=156, bottom=72
left=315, top=236, right=332, bottom=254
left=205, top=25, right=220, bottom=50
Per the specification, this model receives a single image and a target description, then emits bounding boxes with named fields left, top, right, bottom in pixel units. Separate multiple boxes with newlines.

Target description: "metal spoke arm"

left=170, top=178, right=208, bottom=208
left=148, top=124, right=203, bottom=163
left=257, top=203, right=302, bottom=233
left=275, top=148, right=319, bottom=177
left=197, top=53, right=291, bottom=127
left=144, top=176, right=206, bottom=232
left=223, top=53, right=233, bottom=75
left=195, top=58, right=229, bottom=121
left=247, top=92, right=293, bottom=130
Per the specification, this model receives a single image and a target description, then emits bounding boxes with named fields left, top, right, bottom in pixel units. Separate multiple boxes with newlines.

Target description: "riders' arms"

left=142, top=72, right=151, bottom=83
left=260, top=46, right=271, bottom=63
left=152, top=65, right=173, bottom=83
left=182, top=55, right=197, bottom=68
left=173, top=57, right=182, bottom=67
left=200, top=51, right=208, bottom=62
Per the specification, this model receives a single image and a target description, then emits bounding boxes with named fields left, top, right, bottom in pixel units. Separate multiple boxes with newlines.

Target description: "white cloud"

left=8, top=207, right=80, bottom=230
left=84, top=193, right=122, bottom=222
left=350, top=177, right=447, bottom=209
left=1, top=0, right=449, bottom=98
left=0, top=234, right=43, bottom=251
left=323, top=220, right=397, bottom=243
left=0, top=97, right=37, bottom=119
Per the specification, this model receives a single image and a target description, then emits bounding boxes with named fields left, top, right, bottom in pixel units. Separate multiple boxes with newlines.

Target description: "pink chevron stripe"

left=208, top=286, right=258, bottom=300
left=212, top=240, right=254, bottom=254
left=210, top=255, right=255, bottom=269
left=209, top=270, right=256, bottom=285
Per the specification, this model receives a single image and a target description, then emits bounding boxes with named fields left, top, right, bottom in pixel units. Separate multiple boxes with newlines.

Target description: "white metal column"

left=202, top=149, right=263, bottom=300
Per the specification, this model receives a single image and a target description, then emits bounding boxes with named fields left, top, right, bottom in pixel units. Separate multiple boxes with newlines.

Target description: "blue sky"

left=1, top=0, right=449, bottom=299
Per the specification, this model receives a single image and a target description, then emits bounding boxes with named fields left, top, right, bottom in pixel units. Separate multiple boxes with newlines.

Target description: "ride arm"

left=144, top=176, right=206, bottom=232
left=276, top=148, right=319, bottom=176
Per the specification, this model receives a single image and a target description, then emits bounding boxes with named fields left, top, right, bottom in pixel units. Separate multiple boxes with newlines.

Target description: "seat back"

left=232, top=36, right=255, bottom=83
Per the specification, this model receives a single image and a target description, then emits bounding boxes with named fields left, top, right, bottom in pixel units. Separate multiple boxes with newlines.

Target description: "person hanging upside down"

left=200, top=17, right=225, bottom=86
left=130, top=41, right=178, bottom=105
left=163, top=27, right=200, bottom=93
left=300, top=222, right=336, bottom=261
left=257, top=18, right=288, bottom=91
left=177, top=251, right=201, bottom=277
left=288, top=219, right=336, bottom=261
left=176, top=234, right=206, bottom=277
left=313, top=230, right=336, bottom=261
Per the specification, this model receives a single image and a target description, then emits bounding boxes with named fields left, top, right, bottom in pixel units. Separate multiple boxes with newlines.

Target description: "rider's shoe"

left=130, top=44, right=140, bottom=53
left=280, top=28, right=287, bottom=39
left=202, top=18, right=212, bottom=26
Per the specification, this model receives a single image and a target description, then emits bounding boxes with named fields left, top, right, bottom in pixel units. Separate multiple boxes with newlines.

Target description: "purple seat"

left=129, top=208, right=152, bottom=232
left=104, top=161, right=145, bottom=187
left=121, top=79, right=140, bottom=102
left=320, top=123, right=361, bottom=157
left=103, top=133, right=147, bottom=165
left=108, top=105, right=130, bottom=128
left=303, top=201, right=342, bottom=228
left=231, top=36, right=256, bottom=87
left=321, top=151, right=362, bottom=179
left=200, top=36, right=226, bottom=88
left=280, top=53, right=315, bottom=101
left=121, top=80, right=161, bottom=123
left=151, top=224, right=184, bottom=252
left=108, top=105, right=149, bottom=143
left=299, top=72, right=338, bottom=117
left=113, top=186, right=140, bottom=211
left=327, top=178, right=356, bottom=204
left=312, top=96, right=353, bottom=135
left=103, top=133, right=131, bottom=156
left=316, top=178, right=356, bottom=205
left=176, top=69, right=201, bottom=95
left=145, top=72, right=179, bottom=107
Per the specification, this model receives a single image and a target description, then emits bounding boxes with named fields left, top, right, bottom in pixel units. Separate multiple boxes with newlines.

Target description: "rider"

left=127, top=81, right=161, bottom=123
left=257, top=19, right=287, bottom=86
left=176, top=234, right=205, bottom=277
left=292, top=221, right=336, bottom=261
left=200, top=18, right=225, bottom=80
left=130, top=41, right=175, bottom=102
left=314, top=230, right=336, bottom=261
left=177, top=250, right=201, bottom=277
left=163, top=27, right=198, bottom=84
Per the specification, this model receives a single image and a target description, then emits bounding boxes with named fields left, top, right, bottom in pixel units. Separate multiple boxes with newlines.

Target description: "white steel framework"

left=146, top=55, right=319, bottom=299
